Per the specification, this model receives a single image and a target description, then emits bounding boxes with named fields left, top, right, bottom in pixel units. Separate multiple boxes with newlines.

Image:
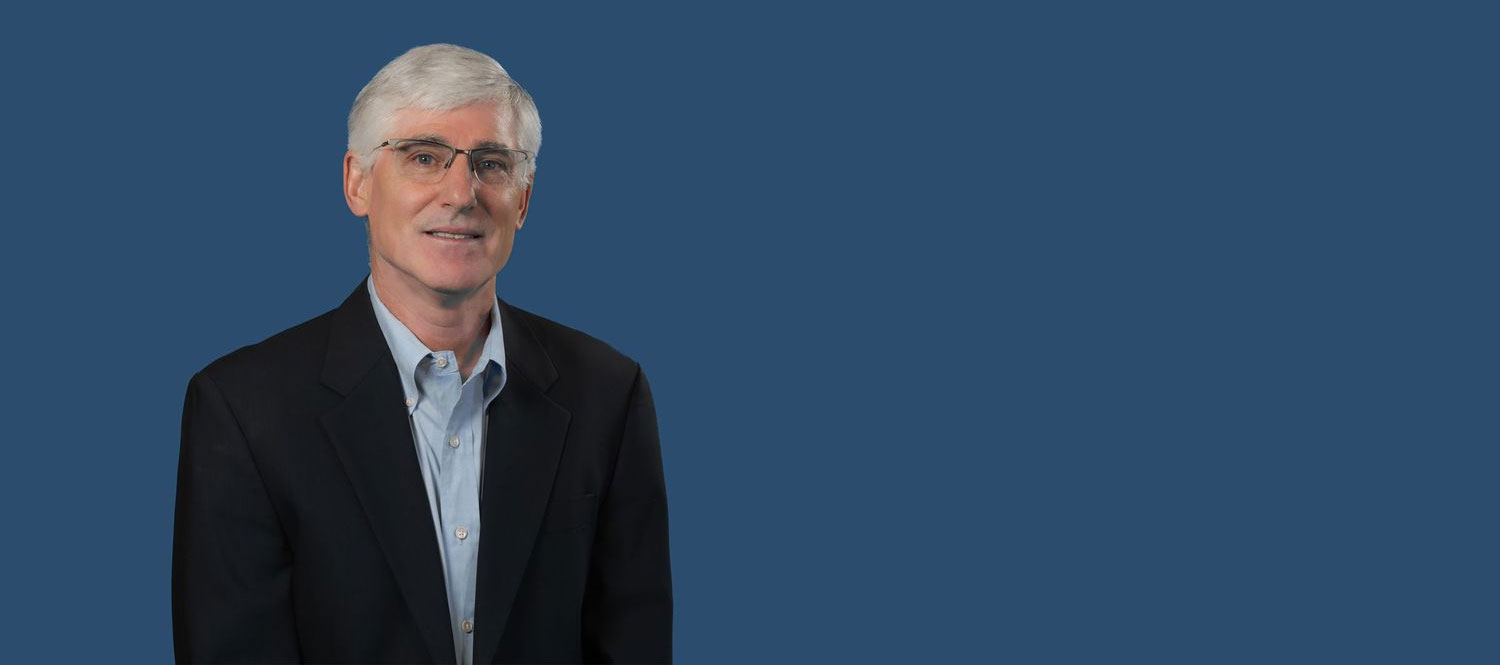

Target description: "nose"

left=438, top=153, right=479, bottom=210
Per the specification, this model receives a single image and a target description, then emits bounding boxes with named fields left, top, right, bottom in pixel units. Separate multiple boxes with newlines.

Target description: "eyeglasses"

left=374, top=138, right=533, bottom=186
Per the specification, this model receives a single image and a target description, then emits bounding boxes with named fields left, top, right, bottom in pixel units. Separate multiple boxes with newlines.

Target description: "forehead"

left=388, top=102, right=517, bottom=148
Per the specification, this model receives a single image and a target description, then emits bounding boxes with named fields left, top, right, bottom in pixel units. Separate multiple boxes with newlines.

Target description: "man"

left=172, top=44, right=672, bottom=664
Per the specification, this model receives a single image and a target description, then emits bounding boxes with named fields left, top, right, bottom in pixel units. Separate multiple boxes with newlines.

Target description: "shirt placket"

left=456, top=366, right=485, bottom=663
left=430, top=351, right=483, bottom=664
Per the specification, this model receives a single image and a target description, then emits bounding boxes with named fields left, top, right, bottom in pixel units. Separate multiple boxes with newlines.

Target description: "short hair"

left=348, top=43, right=542, bottom=184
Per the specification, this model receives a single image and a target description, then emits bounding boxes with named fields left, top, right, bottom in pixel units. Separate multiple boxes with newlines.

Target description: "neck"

left=370, top=263, right=494, bottom=381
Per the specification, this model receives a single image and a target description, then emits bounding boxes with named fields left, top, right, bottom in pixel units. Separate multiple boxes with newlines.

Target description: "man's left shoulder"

left=504, top=300, right=644, bottom=389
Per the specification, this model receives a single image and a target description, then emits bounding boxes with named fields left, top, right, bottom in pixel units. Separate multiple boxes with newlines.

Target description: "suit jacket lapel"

left=474, top=298, right=573, bottom=665
left=318, top=281, right=455, bottom=664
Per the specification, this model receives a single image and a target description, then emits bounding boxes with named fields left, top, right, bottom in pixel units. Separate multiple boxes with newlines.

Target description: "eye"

left=392, top=141, right=450, bottom=169
left=473, top=152, right=514, bottom=173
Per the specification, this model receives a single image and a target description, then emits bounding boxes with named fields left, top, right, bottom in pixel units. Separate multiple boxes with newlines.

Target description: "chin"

left=422, top=271, right=493, bottom=296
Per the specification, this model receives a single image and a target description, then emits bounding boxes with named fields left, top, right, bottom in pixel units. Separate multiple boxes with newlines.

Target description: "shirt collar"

left=367, top=275, right=508, bottom=414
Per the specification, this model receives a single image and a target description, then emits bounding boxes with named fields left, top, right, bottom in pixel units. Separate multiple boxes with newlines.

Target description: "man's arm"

left=172, top=371, right=301, bottom=664
left=581, top=365, right=674, bottom=663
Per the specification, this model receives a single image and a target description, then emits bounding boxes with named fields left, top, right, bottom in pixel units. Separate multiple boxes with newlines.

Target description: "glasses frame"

left=374, top=138, right=533, bottom=186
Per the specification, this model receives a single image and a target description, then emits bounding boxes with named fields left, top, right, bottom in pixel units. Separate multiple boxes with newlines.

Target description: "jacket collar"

left=317, top=277, right=570, bottom=664
left=321, top=276, right=557, bottom=398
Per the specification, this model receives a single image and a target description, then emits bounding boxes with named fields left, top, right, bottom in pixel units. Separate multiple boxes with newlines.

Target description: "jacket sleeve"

left=581, top=365, right=674, bottom=663
left=172, top=370, right=301, bottom=663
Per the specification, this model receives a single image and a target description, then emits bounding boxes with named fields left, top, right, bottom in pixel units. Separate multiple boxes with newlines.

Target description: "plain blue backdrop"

left=0, top=2, right=1494, bottom=662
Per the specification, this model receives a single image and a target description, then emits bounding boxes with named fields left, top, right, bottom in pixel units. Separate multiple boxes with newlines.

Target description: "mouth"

left=425, top=230, right=484, bottom=241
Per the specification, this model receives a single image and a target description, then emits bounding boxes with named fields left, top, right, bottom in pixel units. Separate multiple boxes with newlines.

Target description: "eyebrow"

left=411, top=134, right=509, bottom=150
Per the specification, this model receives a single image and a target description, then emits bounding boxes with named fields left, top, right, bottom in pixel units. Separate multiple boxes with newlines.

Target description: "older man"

left=172, top=44, right=672, bottom=664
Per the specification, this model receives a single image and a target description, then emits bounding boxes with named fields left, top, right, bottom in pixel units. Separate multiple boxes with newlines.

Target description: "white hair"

left=347, top=43, right=542, bottom=184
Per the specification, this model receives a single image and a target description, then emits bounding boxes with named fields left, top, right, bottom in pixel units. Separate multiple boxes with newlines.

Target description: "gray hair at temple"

left=347, top=43, right=542, bottom=184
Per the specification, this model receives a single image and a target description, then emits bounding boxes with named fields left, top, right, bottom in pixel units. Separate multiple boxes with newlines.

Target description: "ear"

left=343, top=151, right=370, bottom=218
left=514, top=175, right=534, bottom=231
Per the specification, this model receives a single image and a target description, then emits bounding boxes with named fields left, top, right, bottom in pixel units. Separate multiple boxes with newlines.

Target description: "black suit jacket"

left=172, top=279, right=672, bottom=664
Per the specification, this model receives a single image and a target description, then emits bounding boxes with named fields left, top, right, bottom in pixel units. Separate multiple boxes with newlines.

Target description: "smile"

left=426, top=231, right=482, bottom=240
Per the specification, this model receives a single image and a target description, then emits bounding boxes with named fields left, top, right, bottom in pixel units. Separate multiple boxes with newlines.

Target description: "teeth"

left=430, top=232, right=475, bottom=239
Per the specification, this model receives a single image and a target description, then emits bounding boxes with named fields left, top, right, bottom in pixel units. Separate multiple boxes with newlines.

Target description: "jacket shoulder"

left=505, top=302, right=642, bottom=387
left=192, top=307, right=336, bottom=394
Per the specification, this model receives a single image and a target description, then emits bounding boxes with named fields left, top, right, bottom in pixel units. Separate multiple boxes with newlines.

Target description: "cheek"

left=370, top=174, right=434, bottom=221
left=485, top=189, right=527, bottom=218
left=489, top=228, right=515, bottom=252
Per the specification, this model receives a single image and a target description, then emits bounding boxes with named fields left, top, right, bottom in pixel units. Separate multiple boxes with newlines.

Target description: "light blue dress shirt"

left=367, top=275, right=507, bottom=665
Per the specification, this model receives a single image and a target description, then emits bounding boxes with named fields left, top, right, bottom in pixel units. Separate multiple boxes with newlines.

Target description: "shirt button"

left=449, top=436, right=460, bottom=448
left=455, top=526, right=469, bottom=540
left=462, top=619, right=473, bottom=633
left=404, top=397, right=415, bottom=407
left=435, top=356, right=448, bottom=368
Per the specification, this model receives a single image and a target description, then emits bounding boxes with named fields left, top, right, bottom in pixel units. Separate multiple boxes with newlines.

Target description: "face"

left=343, top=102, right=532, bottom=300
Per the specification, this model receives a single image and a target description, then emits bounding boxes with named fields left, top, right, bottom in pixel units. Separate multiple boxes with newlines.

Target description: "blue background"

left=0, top=2, right=1493, bottom=662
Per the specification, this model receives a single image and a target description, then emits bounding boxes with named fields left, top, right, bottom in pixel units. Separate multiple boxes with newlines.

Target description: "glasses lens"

left=471, top=150, right=524, bottom=186
left=390, top=140, right=455, bottom=183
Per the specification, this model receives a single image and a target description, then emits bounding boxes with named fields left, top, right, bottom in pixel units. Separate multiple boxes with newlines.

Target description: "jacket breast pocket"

left=542, top=492, right=598, bottom=534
